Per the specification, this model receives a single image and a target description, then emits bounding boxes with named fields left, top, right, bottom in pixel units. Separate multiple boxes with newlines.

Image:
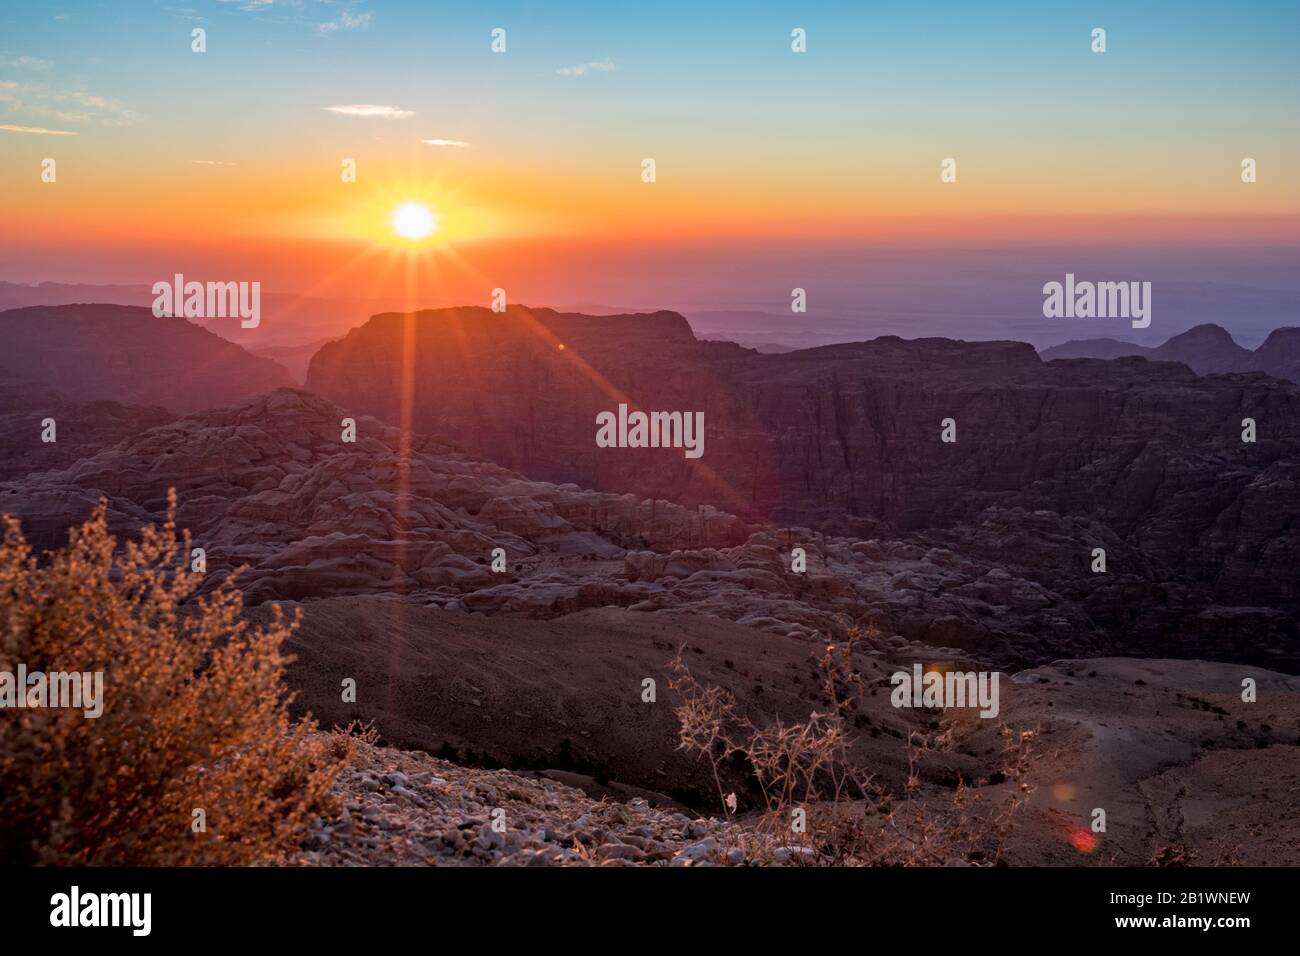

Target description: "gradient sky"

left=1, top=1, right=1298, bottom=313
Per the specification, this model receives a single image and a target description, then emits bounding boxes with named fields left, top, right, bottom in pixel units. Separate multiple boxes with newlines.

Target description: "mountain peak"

left=1147, top=323, right=1255, bottom=374
left=1254, top=326, right=1300, bottom=380
left=1165, top=323, right=1237, bottom=344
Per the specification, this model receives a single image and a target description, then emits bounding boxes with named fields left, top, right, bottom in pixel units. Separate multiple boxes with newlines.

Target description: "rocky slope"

left=290, top=655, right=1300, bottom=866
left=0, top=304, right=293, bottom=413
left=0, top=387, right=746, bottom=589
left=0, top=372, right=172, bottom=483
left=293, top=737, right=735, bottom=866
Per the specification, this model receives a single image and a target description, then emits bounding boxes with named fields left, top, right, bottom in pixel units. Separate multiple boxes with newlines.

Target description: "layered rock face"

left=305, top=308, right=1300, bottom=612
left=305, top=306, right=723, bottom=497
left=3, top=383, right=1293, bottom=673
left=0, top=388, right=748, bottom=602
left=0, top=304, right=293, bottom=413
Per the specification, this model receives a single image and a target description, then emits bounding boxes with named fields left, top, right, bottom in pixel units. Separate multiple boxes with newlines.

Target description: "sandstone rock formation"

left=5, top=385, right=1291, bottom=673
left=304, top=308, right=1300, bottom=617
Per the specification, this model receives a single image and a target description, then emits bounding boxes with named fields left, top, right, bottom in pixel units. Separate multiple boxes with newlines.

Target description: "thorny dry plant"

left=668, top=627, right=1036, bottom=866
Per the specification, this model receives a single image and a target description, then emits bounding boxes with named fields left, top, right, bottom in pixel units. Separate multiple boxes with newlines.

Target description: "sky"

left=1, top=0, right=1297, bottom=338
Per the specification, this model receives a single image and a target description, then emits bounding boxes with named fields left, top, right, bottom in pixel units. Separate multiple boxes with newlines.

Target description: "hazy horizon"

left=5, top=240, right=1297, bottom=350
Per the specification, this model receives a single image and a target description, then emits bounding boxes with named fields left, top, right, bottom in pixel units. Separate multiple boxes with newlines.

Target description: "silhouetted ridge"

left=1042, top=322, right=1298, bottom=381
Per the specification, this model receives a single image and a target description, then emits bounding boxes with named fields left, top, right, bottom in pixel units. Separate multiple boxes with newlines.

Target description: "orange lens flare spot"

left=1052, top=783, right=1077, bottom=802
left=1068, top=827, right=1100, bottom=854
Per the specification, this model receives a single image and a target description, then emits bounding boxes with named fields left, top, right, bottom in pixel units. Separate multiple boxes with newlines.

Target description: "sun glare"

left=391, top=201, right=438, bottom=240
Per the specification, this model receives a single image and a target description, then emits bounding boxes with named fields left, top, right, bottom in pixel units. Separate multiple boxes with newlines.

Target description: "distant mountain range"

left=0, top=304, right=293, bottom=413
left=1040, top=323, right=1300, bottom=383
left=0, top=280, right=396, bottom=350
left=9, top=277, right=1298, bottom=355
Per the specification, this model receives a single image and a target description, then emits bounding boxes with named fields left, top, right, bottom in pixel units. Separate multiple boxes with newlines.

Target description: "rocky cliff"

left=306, top=309, right=1300, bottom=611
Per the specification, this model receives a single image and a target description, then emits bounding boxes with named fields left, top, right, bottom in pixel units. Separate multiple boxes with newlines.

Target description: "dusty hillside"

left=291, top=654, right=1300, bottom=866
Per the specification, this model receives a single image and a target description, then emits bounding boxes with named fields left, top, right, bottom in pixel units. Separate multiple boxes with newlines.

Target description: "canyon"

left=2, top=302, right=1297, bottom=863
left=305, top=307, right=1300, bottom=611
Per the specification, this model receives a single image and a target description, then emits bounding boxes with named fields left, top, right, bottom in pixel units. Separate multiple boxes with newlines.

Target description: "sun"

left=391, top=201, right=438, bottom=240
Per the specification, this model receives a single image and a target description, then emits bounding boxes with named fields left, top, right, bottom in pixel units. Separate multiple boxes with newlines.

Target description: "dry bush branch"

left=669, top=627, right=1037, bottom=866
left=0, top=493, right=347, bottom=865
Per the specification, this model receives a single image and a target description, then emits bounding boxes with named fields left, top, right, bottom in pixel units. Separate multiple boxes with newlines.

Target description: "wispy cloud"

left=319, top=11, right=372, bottom=34
left=556, top=60, right=615, bottom=77
left=322, top=103, right=413, bottom=119
left=0, top=82, right=139, bottom=124
left=0, top=123, right=77, bottom=135
left=50, top=89, right=138, bottom=122
left=422, top=138, right=471, bottom=148
left=0, top=54, right=53, bottom=71
left=191, top=159, right=238, bottom=166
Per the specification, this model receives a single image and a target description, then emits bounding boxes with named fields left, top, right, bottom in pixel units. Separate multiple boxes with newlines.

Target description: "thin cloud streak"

left=556, top=60, right=615, bottom=77
left=0, top=123, right=77, bottom=135
left=0, top=54, right=52, bottom=70
left=322, top=104, right=413, bottom=119
left=319, top=11, right=372, bottom=34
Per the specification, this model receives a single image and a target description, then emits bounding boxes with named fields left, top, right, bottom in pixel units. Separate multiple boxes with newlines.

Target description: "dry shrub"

left=0, top=493, right=346, bottom=865
left=669, top=629, right=1036, bottom=866
left=325, top=719, right=382, bottom=764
